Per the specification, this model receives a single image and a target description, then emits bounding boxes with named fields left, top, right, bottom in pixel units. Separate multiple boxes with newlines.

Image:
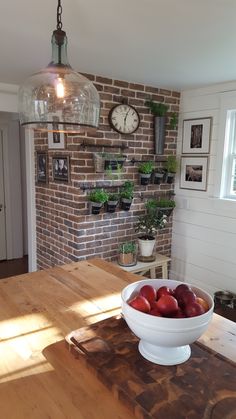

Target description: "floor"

left=0, top=255, right=28, bottom=279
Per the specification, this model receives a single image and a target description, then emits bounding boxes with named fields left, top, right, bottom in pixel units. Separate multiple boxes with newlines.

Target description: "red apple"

left=156, top=295, right=179, bottom=316
left=174, top=283, right=190, bottom=299
left=129, top=295, right=151, bottom=313
left=150, top=308, right=162, bottom=317
left=185, top=302, right=205, bottom=318
left=140, top=285, right=157, bottom=303
left=156, top=286, right=172, bottom=300
left=178, top=289, right=196, bottom=308
left=173, top=308, right=186, bottom=318
left=196, top=297, right=209, bottom=313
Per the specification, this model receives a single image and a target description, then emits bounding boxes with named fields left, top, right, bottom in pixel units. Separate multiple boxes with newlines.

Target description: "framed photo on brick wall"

left=182, top=117, right=212, bottom=154
left=52, top=156, right=70, bottom=182
left=180, top=156, right=208, bottom=191
left=48, top=116, right=65, bottom=149
left=36, top=152, right=47, bottom=183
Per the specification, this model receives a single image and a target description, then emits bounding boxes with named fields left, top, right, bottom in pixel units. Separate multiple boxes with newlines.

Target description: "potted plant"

left=138, top=161, right=154, bottom=185
left=145, top=100, right=169, bottom=155
left=135, top=211, right=167, bottom=259
left=145, top=198, right=176, bottom=217
left=117, top=241, right=137, bottom=267
left=106, top=192, right=119, bottom=213
left=145, top=100, right=178, bottom=155
left=153, top=168, right=165, bottom=185
left=164, top=155, right=178, bottom=184
left=88, top=188, right=108, bottom=215
left=120, top=181, right=134, bottom=211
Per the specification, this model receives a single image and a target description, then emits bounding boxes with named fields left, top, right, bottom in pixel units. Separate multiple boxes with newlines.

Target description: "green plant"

left=135, top=212, right=167, bottom=238
left=156, top=198, right=176, bottom=208
left=164, top=155, right=179, bottom=173
left=170, top=112, right=178, bottom=130
left=120, top=181, right=134, bottom=200
left=107, top=192, right=119, bottom=202
left=118, top=241, right=136, bottom=254
left=145, top=199, right=158, bottom=212
left=88, top=188, right=108, bottom=203
left=145, top=100, right=169, bottom=116
left=138, top=161, right=154, bottom=174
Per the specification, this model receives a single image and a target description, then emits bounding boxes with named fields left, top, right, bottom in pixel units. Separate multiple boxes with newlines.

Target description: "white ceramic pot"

left=138, top=237, right=156, bottom=257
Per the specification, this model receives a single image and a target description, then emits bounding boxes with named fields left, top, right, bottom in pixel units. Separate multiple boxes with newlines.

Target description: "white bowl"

left=121, top=279, right=214, bottom=366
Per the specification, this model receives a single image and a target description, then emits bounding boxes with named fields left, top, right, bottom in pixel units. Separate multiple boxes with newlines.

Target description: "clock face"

left=108, top=104, right=140, bottom=134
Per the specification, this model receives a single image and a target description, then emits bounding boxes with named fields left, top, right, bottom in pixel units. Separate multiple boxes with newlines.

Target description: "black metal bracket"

left=128, top=157, right=167, bottom=165
left=80, top=141, right=127, bottom=151
left=80, top=183, right=125, bottom=192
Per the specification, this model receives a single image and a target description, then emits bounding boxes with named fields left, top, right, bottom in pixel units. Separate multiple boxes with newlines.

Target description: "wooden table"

left=0, top=258, right=235, bottom=419
left=115, top=253, right=171, bottom=278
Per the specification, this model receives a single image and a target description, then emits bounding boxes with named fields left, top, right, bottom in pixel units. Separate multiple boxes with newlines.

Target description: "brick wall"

left=35, top=74, right=180, bottom=269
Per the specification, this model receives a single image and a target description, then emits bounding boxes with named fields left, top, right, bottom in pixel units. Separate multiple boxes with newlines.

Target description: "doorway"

left=0, top=130, right=6, bottom=260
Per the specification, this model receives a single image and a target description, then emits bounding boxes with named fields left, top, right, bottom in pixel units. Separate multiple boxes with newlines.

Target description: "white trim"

left=1, top=124, right=13, bottom=258
left=25, top=130, right=37, bottom=272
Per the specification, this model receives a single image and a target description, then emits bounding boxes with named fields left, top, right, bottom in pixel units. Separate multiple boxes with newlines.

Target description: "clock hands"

left=123, top=108, right=131, bottom=131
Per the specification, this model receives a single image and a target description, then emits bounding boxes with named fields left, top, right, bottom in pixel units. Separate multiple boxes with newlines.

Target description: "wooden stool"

left=116, top=253, right=171, bottom=279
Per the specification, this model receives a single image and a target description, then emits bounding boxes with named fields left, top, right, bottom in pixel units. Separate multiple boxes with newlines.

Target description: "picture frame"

left=48, top=116, right=65, bottom=149
left=180, top=156, right=208, bottom=191
left=36, top=152, right=47, bottom=183
left=52, top=156, right=70, bottom=182
left=182, top=117, right=212, bottom=154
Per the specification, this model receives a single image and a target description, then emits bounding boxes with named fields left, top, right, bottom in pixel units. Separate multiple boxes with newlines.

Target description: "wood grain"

left=66, top=315, right=236, bottom=419
left=0, top=258, right=235, bottom=419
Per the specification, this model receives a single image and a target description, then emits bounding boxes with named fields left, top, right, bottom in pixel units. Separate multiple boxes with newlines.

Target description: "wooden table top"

left=0, top=258, right=235, bottom=419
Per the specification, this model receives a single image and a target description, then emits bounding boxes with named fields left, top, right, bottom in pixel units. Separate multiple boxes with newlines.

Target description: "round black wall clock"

left=108, top=103, right=140, bottom=134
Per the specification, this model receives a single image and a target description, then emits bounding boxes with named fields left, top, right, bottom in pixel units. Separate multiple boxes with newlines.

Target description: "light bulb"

left=55, top=77, right=65, bottom=98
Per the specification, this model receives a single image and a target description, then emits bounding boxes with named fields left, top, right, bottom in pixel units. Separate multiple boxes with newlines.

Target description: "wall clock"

left=108, top=103, right=140, bottom=134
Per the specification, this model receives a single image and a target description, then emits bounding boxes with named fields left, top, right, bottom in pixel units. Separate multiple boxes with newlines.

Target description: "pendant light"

left=18, top=0, right=100, bottom=133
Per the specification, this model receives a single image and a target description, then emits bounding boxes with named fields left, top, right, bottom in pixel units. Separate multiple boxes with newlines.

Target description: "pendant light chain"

left=57, top=0, right=63, bottom=30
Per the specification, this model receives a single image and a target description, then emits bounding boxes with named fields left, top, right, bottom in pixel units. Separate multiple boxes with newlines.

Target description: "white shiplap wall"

left=171, top=81, right=236, bottom=295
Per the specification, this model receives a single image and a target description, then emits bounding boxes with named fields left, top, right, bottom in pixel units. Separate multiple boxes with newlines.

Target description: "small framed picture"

left=48, top=116, right=65, bottom=149
left=182, top=117, right=212, bottom=154
left=52, top=156, right=70, bottom=182
left=36, top=152, right=47, bottom=183
left=180, top=157, right=208, bottom=191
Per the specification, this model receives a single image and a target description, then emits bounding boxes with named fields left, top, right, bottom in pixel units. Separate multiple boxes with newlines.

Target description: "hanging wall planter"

left=88, top=189, right=108, bottom=215
left=140, top=173, right=152, bottom=185
left=90, top=202, right=103, bottom=215
left=154, top=116, right=166, bottom=155
left=120, top=181, right=134, bottom=211
left=138, top=161, right=154, bottom=186
left=106, top=193, right=119, bottom=213
left=153, top=170, right=164, bottom=185
left=120, top=198, right=132, bottom=211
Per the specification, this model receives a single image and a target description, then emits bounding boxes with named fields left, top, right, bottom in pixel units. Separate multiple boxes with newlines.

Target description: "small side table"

left=116, top=253, right=171, bottom=279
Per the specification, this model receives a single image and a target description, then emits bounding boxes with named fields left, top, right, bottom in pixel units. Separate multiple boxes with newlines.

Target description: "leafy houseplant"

left=118, top=241, right=137, bottom=267
left=164, top=155, right=179, bottom=184
left=120, top=181, right=134, bottom=211
left=135, top=212, right=167, bottom=258
left=88, top=188, right=108, bottom=215
left=145, top=99, right=178, bottom=155
left=106, top=192, right=119, bottom=213
left=138, top=161, right=154, bottom=185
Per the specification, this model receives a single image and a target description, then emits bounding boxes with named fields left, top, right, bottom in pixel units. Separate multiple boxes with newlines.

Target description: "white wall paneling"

left=171, top=82, right=236, bottom=294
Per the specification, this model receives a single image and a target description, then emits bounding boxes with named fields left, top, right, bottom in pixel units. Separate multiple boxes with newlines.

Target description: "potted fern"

left=138, top=161, right=154, bottom=185
left=117, top=241, right=137, bottom=267
left=88, top=189, right=108, bottom=215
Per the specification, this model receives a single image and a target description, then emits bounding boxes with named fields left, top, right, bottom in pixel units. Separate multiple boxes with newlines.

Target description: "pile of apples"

left=128, top=283, right=209, bottom=318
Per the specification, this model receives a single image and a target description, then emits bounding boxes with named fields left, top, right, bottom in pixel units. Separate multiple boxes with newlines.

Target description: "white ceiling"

left=2, top=0, right=236, bottom=91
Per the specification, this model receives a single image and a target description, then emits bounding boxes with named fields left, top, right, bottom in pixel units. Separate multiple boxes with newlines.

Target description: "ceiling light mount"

left=18, top=0, right=100, bottom=134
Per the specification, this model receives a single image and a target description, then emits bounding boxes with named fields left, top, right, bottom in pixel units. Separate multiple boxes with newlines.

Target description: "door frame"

left=0, top=83, right=36, bottom=271
left=0, top=128, right=7, bottom=260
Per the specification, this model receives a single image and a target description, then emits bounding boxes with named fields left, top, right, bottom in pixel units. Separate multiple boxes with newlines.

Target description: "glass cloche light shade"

left=18, top=29, right=100, bottom=133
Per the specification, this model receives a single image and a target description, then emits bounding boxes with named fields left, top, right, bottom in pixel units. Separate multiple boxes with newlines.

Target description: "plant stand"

left=138, top=254, right=156, bottom=262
